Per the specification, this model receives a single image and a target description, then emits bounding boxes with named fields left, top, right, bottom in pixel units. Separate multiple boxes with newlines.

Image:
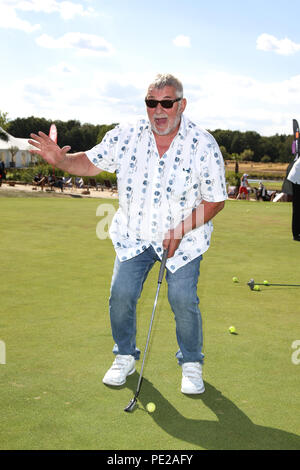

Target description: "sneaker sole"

left=102, top=366, right=135, bottom=386
left=181, top=385, right=205, bottom=394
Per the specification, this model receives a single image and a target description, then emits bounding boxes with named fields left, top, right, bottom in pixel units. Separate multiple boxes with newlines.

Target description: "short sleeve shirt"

left=86, top=115, right=227, bottom=273
left=288, top=157, right=300, bottom=184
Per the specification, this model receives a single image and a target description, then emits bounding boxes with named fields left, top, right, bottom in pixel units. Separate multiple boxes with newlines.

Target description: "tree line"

left=1, top=113, right=295, bottom=163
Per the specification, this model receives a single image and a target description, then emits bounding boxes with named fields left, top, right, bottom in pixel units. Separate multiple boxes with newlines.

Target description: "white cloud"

left=2, top=69, right=299, bottom=136
left=5, top=0, right=95, bottom=20
left=36, top=32, right=115, bottom=56
left=48, top=62, right=78, bottom=74
left=0, top=3, right=40, bottom=32
left=256, top=33, right=300, bottom=56
left=173, top=35, right=191, bottom=48
left=180, top=70, right=300, bottom=134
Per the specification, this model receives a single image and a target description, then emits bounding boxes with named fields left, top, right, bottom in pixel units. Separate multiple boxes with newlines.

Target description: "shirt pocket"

left=167, top=168, right=192, bottom=201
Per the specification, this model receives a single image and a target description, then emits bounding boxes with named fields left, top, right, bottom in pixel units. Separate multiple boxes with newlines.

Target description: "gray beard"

left=151, top=113, right=181, bottom=136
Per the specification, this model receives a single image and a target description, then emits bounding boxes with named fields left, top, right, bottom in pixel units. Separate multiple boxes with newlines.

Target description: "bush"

left=226, top=171, right=241, bottom=187
left=5, top=165, right=117, bottom=185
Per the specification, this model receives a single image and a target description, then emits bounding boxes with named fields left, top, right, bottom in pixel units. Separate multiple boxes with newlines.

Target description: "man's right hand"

left=28, top=131, right=71, bottom=167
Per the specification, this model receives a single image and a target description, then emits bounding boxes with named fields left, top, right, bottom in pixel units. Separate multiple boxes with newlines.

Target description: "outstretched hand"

left=28, top=131, right=71, bottom=167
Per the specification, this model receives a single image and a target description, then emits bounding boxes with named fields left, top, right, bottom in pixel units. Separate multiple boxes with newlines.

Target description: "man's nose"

left=155, top=102, right=164, bottom=113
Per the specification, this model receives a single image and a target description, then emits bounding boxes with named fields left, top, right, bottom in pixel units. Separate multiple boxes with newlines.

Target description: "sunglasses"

left=145, top=97, right=181, bottom=109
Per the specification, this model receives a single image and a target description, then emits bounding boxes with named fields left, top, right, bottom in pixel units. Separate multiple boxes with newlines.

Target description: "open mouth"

left=154, top=117, right=168, bottom=127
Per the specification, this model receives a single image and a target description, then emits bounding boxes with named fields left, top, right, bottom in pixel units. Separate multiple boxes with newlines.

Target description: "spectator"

left=236, top=173, right=250, bottom=200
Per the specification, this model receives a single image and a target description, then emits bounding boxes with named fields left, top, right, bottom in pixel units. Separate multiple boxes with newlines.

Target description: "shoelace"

left=182, top=364, right=201, bottom=379
left=111, top=356, right=131, bottom=371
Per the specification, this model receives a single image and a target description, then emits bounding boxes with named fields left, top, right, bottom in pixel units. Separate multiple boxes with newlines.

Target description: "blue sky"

left=1, top=0, right=300, bottom=136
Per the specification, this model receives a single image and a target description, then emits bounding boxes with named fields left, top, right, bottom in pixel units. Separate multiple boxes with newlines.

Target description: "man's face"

left=146, top=85, right=186, bottom=136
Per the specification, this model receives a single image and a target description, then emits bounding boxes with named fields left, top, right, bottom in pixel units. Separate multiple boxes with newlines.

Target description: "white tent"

left=0, top=127, right=36, bottom=168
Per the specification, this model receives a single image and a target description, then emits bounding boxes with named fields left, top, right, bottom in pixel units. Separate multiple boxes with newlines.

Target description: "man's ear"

left=180, top=98, right=187, bottom=113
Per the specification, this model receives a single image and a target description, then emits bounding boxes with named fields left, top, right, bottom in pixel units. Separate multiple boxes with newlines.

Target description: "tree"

left=7, top=116, right=51, bottom=138
left=230, top=131, right=246, bottom=154
left=0, top=129, right=8, bottom=142
left=243, top=131, right=261, bottom=157
left=97, top=124, right=118, bottom=144
left=0, top=110, right=9, bottom=131
left=8, top=146, right=19, bottom=167
left=211, top=129, right=233, bottom=151
left=219, top=145, right=229, bottom=160
left=240, top=149, right=254, bottom=161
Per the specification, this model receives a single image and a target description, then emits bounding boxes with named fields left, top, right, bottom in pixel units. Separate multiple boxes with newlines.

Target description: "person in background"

left=236, top=173, right=250, bottom=200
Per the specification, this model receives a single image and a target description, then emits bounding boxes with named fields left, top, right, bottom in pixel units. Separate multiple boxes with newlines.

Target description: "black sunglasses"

left=145, top=97, right=181, bottom=109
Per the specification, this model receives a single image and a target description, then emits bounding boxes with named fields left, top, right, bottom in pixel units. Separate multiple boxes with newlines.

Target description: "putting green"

left=0, top=196, right=300, bottom=450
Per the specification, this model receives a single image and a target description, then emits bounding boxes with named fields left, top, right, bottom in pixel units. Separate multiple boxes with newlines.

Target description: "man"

left=256, top=181, right=267, bottom=201
left=236, top=173, right=250, bottom=200
left=28, top=74, right=227, bottom=394
left=287, top=157, right=300, bottom=241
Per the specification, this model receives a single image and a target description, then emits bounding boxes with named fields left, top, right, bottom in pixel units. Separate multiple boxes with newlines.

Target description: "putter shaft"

left=124, top=249, right=168, bottom=413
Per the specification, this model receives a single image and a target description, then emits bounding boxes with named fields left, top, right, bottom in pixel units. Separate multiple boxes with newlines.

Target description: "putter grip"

left=158, top=249, right=168, bottom=284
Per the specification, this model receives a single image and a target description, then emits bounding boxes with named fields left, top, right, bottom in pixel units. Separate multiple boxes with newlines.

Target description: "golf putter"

left=124, top=248, right=168, bottom=413
left=248, top=278, right=300, bottom=290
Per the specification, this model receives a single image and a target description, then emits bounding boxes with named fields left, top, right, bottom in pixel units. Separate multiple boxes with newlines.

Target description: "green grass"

left=248, top=180, right=283, bottom=191
left=1, top=196, right=300, bottom=450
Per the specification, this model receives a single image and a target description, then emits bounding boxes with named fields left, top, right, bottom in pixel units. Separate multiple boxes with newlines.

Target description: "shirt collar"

left=178, top=114, right=188, bottom=138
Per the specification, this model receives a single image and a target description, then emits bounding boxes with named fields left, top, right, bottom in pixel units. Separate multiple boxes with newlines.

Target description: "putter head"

left=124, top=397, right=137, bottom=413
left=247, top=279, right=255, bottom=290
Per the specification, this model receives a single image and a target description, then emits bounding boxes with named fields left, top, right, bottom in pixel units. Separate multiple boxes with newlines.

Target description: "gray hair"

left=148, top=73, right=183, bottom=98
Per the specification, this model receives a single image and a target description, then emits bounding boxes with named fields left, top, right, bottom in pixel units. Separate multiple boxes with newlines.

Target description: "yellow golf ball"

left=263, top=280, right=269, bottom=285
left=146, top=402, right=156, bottom=413
left=229, top=326, right=236, bottom=334
left=232, top=277, right=238, bottom=283
left=254, top=285, right=261, bottom=291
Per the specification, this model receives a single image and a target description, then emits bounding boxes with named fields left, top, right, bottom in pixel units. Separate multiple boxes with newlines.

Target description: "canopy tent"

left=0, top=127, right=36, bottom=168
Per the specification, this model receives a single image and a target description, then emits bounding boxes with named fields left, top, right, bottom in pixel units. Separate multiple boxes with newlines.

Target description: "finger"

left=29, top=148, right=42, bottom=155
left=166, top=239, right=181, bottom=258
left=30, top=133, right=44, bottom=143
left=28, top=139, right=41, bottom=149
left=62, top=146, right=71, bottom=154
left=38, top=131, right=50, bottom=139
left=162, top=237, right=170, bottom=251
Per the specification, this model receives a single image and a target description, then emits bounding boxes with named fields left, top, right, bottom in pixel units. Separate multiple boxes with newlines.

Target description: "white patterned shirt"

left=86, top=115, right=227, bottom=272
left=288, top=157, right=300, bottom=184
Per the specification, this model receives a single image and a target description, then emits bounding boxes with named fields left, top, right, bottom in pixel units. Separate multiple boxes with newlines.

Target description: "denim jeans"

left=109, top=245, right=204, bottom=365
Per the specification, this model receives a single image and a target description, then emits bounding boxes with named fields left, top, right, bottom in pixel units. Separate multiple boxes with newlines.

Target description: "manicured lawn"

left=1, top=195, right=300, bottom=450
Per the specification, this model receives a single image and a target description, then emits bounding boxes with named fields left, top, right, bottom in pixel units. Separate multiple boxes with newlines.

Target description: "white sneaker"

left=102, top=355, right=135, bottom=386
left=181, top=362, right=205, bottom=394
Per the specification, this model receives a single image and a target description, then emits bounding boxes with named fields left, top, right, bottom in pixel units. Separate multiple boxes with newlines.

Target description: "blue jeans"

left=109, top=245, right=204, bottom=365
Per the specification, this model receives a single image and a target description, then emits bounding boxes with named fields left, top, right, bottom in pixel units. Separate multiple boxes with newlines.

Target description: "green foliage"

left=5, top=164, right=117, bottom=186
left=226, top=171, right=242, bottom=187
left=211, top=129, right=293, bottom=162
left=4, top=115, right=294, bottom=163
left=0, top=129, right=9, bottom=141
left=0, top=110, right=9, bottom=130
left=6, top=116, right=117, bottom=153
left=240, top=149, right=254, bottom=161
left=97, top=124, right=117, bottom=143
